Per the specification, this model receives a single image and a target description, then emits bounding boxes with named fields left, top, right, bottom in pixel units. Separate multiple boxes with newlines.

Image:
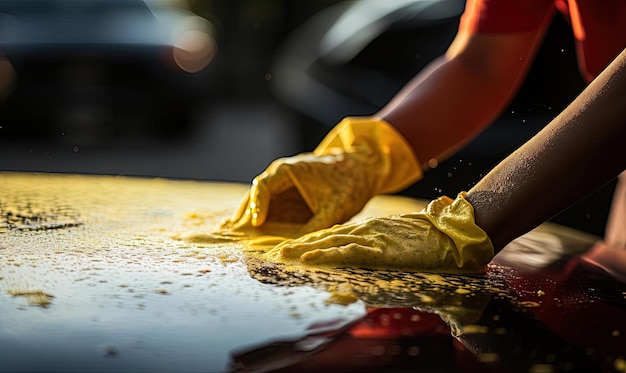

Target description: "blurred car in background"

left=0, top=0, right=217, bottom=142
left=270, top=0, right=465, bottom=133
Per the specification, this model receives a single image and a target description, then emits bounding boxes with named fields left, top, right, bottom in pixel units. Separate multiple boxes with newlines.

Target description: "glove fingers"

left=250, top=179, right=274, bottom=227
left=252, top=161, right=309, bottom=226
left=259, top=160, right=299, bottom=194
left=230, top=190, right=251, bottom=223
left=220, top=190, right=253, bottom=230
left=270, top=233, right=371, bottom=260
left=265, top=156, right=340, bottom=216
left=300, top=243, right=381, bottom=266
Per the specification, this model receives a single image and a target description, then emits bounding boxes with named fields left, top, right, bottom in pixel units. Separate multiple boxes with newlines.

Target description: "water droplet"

left=370, top=345, right=386, bottom=356
left=407, top=346, right=420, bottom=356
left=479, top=353, right=500, bottom=363
left=428, top=158, right=439, bottom=169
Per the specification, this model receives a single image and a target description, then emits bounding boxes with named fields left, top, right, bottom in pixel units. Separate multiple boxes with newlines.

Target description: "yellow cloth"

left=222, top=117, right=422, bottom=237
left=266, top=192, right=495, bottom=274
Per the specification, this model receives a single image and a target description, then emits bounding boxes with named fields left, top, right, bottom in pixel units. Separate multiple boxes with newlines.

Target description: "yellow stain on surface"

left=325, top=292, right=359, bottom=306
left=7, top=289, right=54, bottom=307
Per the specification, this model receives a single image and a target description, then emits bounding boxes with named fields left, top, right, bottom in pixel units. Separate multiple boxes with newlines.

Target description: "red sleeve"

left=459, top=0, right=555, bottom=34
left=564, top=1, right=626, bottom=81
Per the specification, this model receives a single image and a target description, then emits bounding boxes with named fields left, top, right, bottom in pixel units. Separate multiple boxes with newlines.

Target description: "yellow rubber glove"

left=222, top=117, right=422, bottom=238
left=265, top=192, right=494, bottom=274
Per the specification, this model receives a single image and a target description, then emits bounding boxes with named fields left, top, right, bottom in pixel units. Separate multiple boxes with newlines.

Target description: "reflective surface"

left=1, top=172, right=625, bottom=372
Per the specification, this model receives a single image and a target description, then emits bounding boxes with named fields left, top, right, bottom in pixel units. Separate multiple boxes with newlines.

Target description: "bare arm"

left=376, top=27, right=549, bottom=169
left=467, top=48, right=626, bottom=252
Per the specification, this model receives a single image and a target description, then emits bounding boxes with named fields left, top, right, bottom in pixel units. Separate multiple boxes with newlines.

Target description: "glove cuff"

left=424, top=192, right=495, bottom=271
left=313, top=116, right=423, bottom=194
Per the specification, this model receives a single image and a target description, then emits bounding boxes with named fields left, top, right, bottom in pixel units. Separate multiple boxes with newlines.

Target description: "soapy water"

left=2, top=173, right=624, bottom=372
left=0, top=199, right=82, bottom=231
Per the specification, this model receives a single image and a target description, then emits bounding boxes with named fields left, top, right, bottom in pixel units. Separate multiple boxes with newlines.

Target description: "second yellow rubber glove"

left=265, top=192, right=494, bottom=274
left=222, top=117, right=422, bottom=237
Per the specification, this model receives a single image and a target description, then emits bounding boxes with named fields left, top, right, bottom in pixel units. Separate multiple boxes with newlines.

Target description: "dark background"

left=0, top=0, right=616, bottom=237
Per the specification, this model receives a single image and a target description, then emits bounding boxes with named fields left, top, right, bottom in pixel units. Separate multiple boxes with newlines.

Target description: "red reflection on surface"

left=501, top=246, right=626, bottom=372
left=348, top=307, right=450, bottom=339
left=231, top=307, right=486, bottom=372
left=582, top=242, right=626, bottom=283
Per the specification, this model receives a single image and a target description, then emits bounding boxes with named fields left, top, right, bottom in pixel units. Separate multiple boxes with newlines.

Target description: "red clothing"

left=459, top=0, right=626, bottom=81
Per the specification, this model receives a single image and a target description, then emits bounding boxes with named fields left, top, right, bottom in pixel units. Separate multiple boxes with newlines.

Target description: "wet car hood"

left=1, top=172, right=624, bottom=372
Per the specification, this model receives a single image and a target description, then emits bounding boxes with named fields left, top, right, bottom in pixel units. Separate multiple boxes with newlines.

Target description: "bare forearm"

left=467, top=48, right=626, bottom=251
left=377, top=31, right=545, bottom=169
left=377, top=57, right=513, bottom=168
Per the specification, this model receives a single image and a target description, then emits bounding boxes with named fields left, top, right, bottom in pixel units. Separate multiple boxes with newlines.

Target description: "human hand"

left=221, top=117, right=423, bottom=238
left=222, top=148, right=380, bottom=238
left=266, top=193, right=494, bottom=274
